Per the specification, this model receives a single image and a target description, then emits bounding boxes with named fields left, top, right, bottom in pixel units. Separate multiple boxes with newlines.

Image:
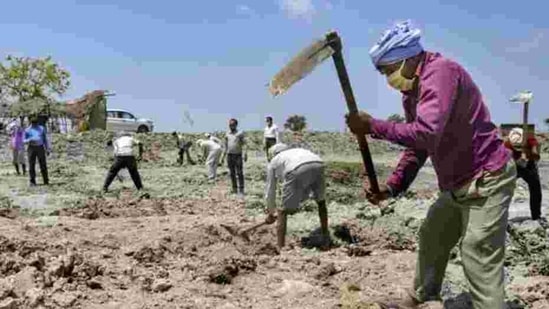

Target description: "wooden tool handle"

left=241, top=221, right=269, bottom=234
left=522, top=101, right=529, bottom=150
left=327, top=33, right=380, bottom=194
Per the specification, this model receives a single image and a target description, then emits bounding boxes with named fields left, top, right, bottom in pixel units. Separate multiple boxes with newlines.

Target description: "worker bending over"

left=172, top=132, right=195, bottom=165
left=197, top=138, right=223, bottom=181
left=264, top=143, right=329, bottom=249
left=206, top=133, right=226, bottom=165
left=103, top=131, right=144, bottom=193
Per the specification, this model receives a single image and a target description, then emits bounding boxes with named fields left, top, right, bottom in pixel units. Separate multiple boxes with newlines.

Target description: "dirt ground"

left=0, top=133, right=548, bottom=309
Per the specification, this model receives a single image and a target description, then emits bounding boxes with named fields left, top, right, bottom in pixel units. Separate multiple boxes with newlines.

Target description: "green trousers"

left=414, top=160, right=517, bottom=308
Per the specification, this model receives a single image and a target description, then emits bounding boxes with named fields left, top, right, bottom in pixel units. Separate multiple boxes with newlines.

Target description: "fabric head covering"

left=117, top=131, right=131, bottom=138
left=369, top=20, right=423, bottom=67
left=268, top=143, right=289, bottom=157
left=509, top=128, right=523, bottom=145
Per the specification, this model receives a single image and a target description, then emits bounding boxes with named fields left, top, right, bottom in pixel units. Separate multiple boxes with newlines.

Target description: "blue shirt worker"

left=24, top=116, right=50, bottom=186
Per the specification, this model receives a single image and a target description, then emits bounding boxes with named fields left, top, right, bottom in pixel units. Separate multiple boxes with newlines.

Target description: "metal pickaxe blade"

left=268, top=31, right=380, bottom=195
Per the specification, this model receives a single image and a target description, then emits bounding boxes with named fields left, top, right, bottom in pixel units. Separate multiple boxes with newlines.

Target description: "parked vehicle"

left=106, top=109, right=154, bottom=133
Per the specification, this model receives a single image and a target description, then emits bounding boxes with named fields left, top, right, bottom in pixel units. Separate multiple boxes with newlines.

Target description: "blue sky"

left=1, top=0, right=547, bottom=132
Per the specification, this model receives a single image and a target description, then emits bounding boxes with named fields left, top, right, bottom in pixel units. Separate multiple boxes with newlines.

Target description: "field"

left=0, top=131, right=548, bottom=309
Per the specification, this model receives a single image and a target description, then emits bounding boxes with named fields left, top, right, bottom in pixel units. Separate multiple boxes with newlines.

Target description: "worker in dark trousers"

left=103, top=132, right=144, bottom=193
left=224, top=118, right=247, bottom=196
left=24, top=116, right=50, bottom=186
left=504, top=127, right=543, bottom=220
left=172, top=131, right=196, bottom=165
left=263, top=116, right=280, bottom=161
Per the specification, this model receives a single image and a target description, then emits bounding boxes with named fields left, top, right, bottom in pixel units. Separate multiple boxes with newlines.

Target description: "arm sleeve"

left=43, top=127, right=50, bottom=150
left=386, top=148, right=428, bottom=195
left=370, top=63, right=458, bottom=150
left=380, top=86, right=430, bottom=195
left=265, top=163, right=278, bottom=209
left=23, top=130, right=30, bottom=143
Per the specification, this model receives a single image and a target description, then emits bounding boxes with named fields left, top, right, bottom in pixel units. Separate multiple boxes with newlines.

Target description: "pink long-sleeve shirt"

left=370, top=52, right=510, bottom=193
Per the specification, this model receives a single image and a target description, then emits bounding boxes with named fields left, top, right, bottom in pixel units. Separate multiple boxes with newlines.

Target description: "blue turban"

left=369, top=21, right=423, bottom=66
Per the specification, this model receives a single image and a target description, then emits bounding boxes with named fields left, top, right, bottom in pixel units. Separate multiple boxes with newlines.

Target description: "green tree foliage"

left=0, top=55, right=70, bottom=107
left=284, top=114, right=307, bottom=132
left=387, top=113, right=405, bottom=123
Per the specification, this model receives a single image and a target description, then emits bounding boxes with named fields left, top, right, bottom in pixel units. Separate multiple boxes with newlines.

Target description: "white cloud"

left=236, top=4, right=254, bottom=16
left=279, top=0, right=316, bottom=21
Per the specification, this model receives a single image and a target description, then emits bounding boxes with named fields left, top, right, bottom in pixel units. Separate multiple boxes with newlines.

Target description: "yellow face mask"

left=386, top=60, right=415, bottom=91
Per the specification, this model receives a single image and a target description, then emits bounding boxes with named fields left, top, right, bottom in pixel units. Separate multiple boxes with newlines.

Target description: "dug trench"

left=0, top=179, right=437, bottom=309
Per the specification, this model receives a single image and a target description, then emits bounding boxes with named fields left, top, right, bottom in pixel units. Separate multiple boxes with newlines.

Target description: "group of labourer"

left=4, top=20, right=546, bottom=309
left=171, top=118, right=248, bottom=194
left=102, top=116, right=276, bottom=196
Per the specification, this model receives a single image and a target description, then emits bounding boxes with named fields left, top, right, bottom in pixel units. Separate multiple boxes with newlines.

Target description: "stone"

left=12, top=267, right=36, bottom=298
left=152, top=279, right=172, bottom=293
left=273, top=280, right=315, bottom=298
left=52, top=292, right=78, bottom=308
left=0, top=298, right=19, bottom=309
left=0, top=278, right=14, bottom=300
left=86, top=278, right=103, bottom=290
left=25, top=288, right=44, bottom=307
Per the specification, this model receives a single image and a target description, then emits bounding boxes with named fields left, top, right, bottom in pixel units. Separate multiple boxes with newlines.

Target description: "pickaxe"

left=268, top=31, right=380, bottom=194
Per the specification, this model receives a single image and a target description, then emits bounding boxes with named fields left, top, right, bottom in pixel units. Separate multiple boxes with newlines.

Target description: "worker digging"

left=205, top=133, right=226, bottom=166
left=1, top=10, right=548, bottom=308
left=262, top=143, right=330, bottom=249
left=196, top=137, right=223, bottom=182
left=345, top=21, right=517, bottom=308
left=103, top=131, right=147, bottom=196
left=172, top=131, right=196, bottom=166
left=504, top=127, right=543, bottom=221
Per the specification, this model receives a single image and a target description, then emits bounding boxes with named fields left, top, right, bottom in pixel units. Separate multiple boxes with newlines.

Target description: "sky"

left=0, top=0, right=547, bottom=133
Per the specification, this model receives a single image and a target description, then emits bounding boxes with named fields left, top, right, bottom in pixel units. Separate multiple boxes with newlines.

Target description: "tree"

left=284, top=114, right=307, bottom=132
left=387, top=113, right=405, bottom=123
left=0, top=55, right=70, bottom=111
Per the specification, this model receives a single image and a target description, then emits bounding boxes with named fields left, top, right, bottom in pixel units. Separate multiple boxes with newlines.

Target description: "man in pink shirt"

left=7, top=118, right=26, bottom=175
left=346, top=21, right=516, bottom=308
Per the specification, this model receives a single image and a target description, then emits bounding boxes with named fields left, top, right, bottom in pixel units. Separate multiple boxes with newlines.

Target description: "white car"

left=106, top=109, right=154, bottom=133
